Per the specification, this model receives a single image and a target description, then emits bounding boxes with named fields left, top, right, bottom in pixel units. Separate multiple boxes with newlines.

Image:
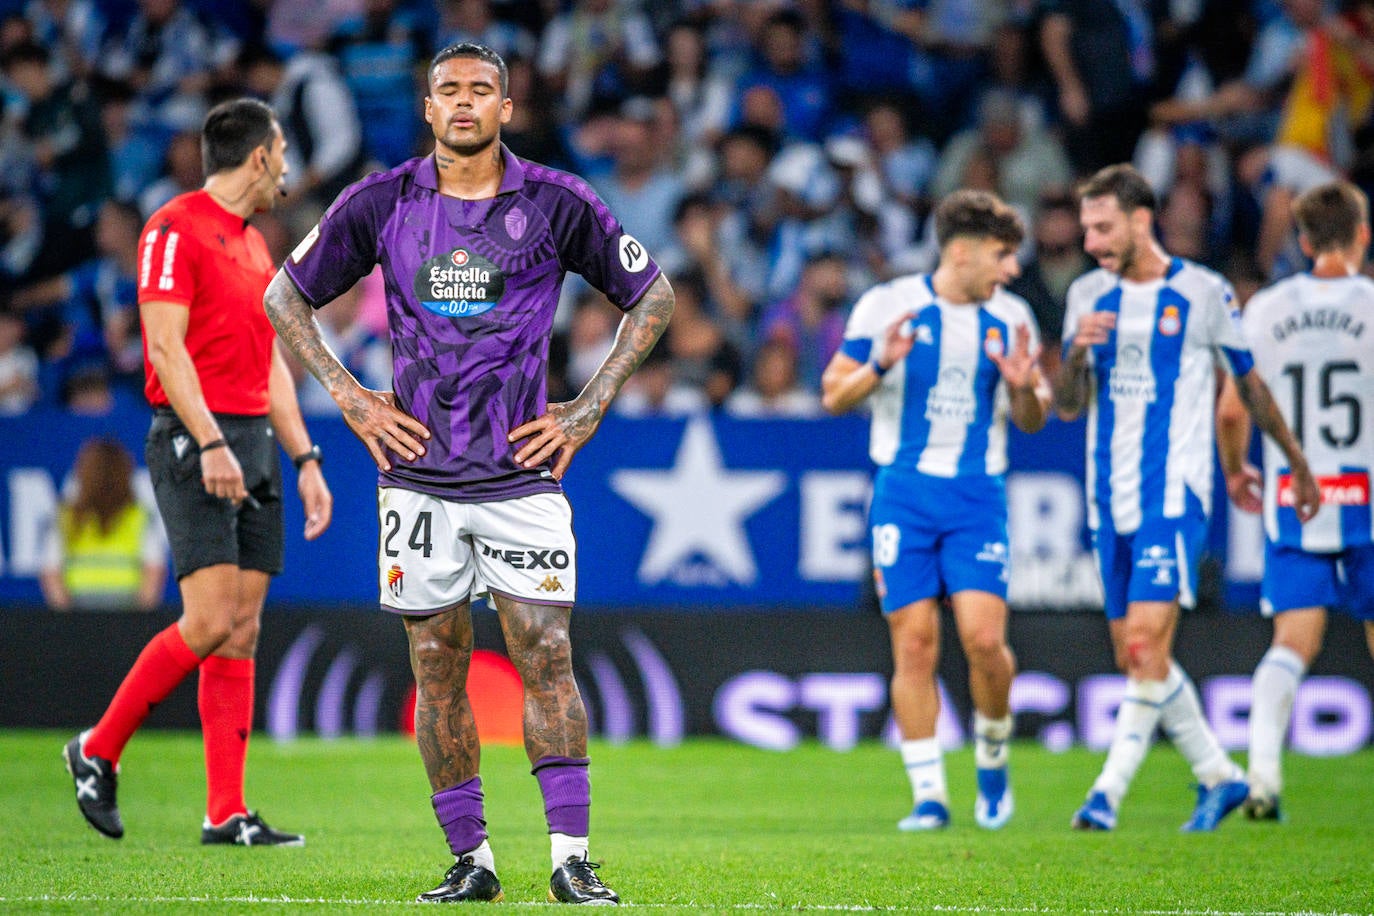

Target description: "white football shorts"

left=377, top=488, right=576, bottom=613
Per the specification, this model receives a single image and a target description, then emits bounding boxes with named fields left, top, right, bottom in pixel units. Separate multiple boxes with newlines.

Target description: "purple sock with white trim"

left=432, top=776, right=488, bottom=857
left=533, top=756, right=590, bottom=836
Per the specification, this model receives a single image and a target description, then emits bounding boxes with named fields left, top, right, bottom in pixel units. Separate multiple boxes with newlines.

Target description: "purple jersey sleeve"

left=283, top=175, right=392, bottom=307
left=530, top=165, right=661, bottom=311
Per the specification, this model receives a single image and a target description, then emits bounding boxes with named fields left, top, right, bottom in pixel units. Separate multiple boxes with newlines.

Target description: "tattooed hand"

left=509, top=398, right=601, bottom=480
left=339, top=387, right=431, bottom=473
left=508, top=273, right=675, bottom=479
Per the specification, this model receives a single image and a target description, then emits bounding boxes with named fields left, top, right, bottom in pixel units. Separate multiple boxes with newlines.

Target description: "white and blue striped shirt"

left=1062, top=258, right=1253, bottom=534
left=841, top=274, right=1040, bottom=478
left=1243, top=273, right=1374, bottom=552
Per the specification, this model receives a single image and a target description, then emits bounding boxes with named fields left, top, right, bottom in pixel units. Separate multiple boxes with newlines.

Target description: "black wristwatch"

left=292, top=444, right=323, bottom=470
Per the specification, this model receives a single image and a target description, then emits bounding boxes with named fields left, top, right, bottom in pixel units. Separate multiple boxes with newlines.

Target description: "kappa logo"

left=386, top=564, right=404, bottom=598
left=914, top=324, right=934, bottom=344
left=172, top=434, right=191, bottom=460
left=1136, top=544, right=1177, bottom=586
left=537, top=575, right=564, bottom=593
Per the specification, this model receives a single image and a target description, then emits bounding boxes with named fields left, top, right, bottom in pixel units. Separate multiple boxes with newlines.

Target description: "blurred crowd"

left=2, top=0, right=1373, bottom=420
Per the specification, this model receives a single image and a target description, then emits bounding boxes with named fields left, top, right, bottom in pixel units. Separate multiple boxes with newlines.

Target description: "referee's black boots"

left=63, top=730, right=123, bottom=839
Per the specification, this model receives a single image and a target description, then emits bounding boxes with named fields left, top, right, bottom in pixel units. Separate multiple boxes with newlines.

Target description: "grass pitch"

left=2, top=731, right=1371, bottom=913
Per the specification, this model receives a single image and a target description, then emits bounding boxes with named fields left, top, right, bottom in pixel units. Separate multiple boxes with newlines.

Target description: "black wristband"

left=869, top=359, right=889, bottom=377
left=292, top=444, right=323, bottom=470
left=200, top=438, right=227, bottom=453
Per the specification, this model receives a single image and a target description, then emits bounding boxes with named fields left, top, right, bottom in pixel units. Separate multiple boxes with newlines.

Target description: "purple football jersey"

left=283, top=147, right=661, bottom=501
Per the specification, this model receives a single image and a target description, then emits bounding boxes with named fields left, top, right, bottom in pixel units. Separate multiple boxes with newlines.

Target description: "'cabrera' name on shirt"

left=415, top=248, right=507, bottom=317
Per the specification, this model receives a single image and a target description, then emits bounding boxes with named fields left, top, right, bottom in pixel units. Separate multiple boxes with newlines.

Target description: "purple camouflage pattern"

left=283, top=147, right=661, bottom=501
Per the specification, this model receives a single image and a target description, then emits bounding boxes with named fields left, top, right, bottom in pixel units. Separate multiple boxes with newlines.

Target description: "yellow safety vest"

left=61, top=504, right=148, bottom=608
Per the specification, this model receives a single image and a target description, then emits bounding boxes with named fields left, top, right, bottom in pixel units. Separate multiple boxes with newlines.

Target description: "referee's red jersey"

left=137, top=190, right=277, bottom=415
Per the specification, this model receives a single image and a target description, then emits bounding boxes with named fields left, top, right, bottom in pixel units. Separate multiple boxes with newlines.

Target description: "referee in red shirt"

left=62, top=98, right=333, bottom=847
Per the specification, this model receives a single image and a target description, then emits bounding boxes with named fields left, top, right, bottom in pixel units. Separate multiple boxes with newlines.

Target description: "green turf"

left=2, top=731, right=1371, bottom=913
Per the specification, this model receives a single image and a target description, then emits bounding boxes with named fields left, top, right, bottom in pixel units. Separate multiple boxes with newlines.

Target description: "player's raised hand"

left=338, top=387, right=430, bottom=472
left=1224, top=463, right=1263, bottom=514
left=509, top=399, right=601, bottom=481
left=990, top=323, right=1039, bottom=390
left=1072, top=310, right=1116, bottom=349
left=878, top=310, right=920, bottom=370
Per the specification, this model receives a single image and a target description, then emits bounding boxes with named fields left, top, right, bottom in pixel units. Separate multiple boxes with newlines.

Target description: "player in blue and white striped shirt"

left=1217, top=181, right=1374, bottom=821
left=1055, top=165, right=1320, bottom=833
left=822, top=190, right=1051, bottom=832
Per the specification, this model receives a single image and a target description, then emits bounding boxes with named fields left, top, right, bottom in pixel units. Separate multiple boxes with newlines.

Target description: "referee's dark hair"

left=430, top=42, right=508, bottom=97
left=934, top=189, right=1025, bottom=249
left=201, top=97, right=278, bottom=176
left=1077, top=163, right=1157, bottom=214
left=1293, top=181, right=1369, bottom=254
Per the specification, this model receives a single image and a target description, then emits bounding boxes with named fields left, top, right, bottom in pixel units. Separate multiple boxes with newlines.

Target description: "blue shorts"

left=1093, top=508, right=1208, bottom=621
left=1262, top=542, right=1374, bottom=620
left=869, top=467, right=1008, bottom=613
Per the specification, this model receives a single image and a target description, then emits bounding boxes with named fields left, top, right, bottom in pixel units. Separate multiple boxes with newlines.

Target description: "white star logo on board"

left=610, top=418, right=786, bottom=587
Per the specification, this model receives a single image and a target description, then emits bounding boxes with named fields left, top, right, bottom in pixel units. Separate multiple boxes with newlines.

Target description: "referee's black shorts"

left=146, top=409, right=284, bottom=580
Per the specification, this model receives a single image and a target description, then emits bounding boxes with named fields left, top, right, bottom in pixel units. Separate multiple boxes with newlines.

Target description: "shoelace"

left=568, top=859, right=608, bottom=887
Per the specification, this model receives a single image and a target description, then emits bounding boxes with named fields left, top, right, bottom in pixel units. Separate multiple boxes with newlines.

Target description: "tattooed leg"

left=492, top=596, right=587, bottom=763
left=403, top=603, right=481, bottom=791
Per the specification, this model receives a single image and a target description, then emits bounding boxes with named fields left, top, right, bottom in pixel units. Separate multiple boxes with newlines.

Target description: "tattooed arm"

left=510, top=272, right=675, bottom=479
left=1234, top=367, right=1321, bottom=522
left=264, top=270, right=430, bottom=472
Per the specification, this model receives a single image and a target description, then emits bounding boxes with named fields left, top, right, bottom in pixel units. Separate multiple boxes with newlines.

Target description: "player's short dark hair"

left=1293, top=181, right=1369, bottom=253
left=934, top=190, right=1024, bottom=249
left=201, top=97, right=278, bottom=176
left=1077, top=163, right=1157, bottom=213
left=430, top=42, right=508, bottom=97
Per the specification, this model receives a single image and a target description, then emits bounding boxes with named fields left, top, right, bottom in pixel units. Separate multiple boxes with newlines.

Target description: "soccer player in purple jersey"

left=264, top=43, right=673, bottom=905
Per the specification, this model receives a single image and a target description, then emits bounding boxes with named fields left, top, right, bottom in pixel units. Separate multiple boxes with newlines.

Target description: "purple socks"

left=533, top=756, right=591, bottom=836
left=432, top=776, right=488, bottom=857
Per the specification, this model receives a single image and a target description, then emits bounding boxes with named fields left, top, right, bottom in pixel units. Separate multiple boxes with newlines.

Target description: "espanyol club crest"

left=983, top=327, right=1004, bottom=358
left=1158, top=305, right=1181, bottom=336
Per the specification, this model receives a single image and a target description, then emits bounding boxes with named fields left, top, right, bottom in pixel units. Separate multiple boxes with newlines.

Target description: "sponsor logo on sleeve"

left=290, top=224, right=320, bottom=263
left=618, top=234, right=649, bottom=273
